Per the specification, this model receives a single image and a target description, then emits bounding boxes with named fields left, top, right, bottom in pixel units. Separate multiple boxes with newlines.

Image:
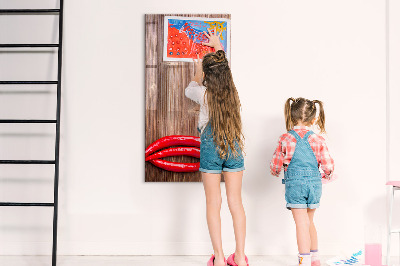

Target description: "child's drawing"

left=163, top=16, right=230, bottom=62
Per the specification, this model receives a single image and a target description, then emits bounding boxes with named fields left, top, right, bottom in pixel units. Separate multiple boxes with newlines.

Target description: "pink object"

left=207, top=255, right=215, bottom=266
left=207, top=254, right=227, bottom=266
left=227, top=253, right=249, bottom=266
left=386, top=181, right=400, bottom=187
left=365, top=243, right=382, bottom=266
left=322, top=173, right=338, bottom=184
left=311, top=260, right=321, bottom=266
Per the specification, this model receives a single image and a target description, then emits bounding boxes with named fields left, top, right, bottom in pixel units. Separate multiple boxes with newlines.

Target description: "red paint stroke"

left=167, top=26, right=214, bottom=59
left=145, top=147, right=200, bottom=161
left=149, top=159, right=200, bottom=172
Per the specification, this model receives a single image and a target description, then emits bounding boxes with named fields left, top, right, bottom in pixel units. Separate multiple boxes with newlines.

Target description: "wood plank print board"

left=145, top=14, right=231, bottom=182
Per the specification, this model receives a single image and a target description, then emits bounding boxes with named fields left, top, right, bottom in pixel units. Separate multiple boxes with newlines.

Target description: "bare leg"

left=307, top=209, right=318, bottom=251
left=202, top=172, right=225, bottom=266
left=224, top=171, right=247, bottom=266
left=292, top=208, right=311, bottom=254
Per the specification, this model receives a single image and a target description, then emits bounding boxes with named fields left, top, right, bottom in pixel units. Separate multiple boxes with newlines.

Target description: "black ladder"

left=0, top=1, right=64, bottom=266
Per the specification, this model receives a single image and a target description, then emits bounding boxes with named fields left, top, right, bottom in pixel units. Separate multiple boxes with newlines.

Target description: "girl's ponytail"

left=285, top=98, right=295, bottom=131
left=313, top=100, right=326, bottom=133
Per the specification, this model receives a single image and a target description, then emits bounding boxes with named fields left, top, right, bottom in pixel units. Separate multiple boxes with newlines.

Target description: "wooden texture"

left=145, top=14, right=231, bottom=182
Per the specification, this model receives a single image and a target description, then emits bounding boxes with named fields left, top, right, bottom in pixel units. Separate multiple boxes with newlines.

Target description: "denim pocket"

left=285, top=181, right=303, bottom=203
left=312, top=182, right=322, bottom=201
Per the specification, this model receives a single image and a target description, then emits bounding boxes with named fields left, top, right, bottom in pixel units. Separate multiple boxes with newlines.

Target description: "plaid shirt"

left=270, top=126, right=334, bottom=179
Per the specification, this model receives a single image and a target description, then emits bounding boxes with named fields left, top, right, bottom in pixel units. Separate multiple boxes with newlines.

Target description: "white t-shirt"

left=185, top=81, right=209, bottom=132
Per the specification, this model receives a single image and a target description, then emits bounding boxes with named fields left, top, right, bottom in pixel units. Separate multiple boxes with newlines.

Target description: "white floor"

left=0, top=256, right=333, bottom=266
left=0, top=256, right=397, bottom=266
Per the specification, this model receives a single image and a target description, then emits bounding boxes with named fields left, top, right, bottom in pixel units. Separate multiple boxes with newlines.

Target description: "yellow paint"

left=204, top=21, right=226, bottom=40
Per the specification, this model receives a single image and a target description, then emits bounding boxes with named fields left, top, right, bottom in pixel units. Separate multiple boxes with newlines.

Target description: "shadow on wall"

left=242, top=114, right=293, bottom=254
left=364, top=194, right=388, bottom=250
left=365, top=195, right=386, bottom=228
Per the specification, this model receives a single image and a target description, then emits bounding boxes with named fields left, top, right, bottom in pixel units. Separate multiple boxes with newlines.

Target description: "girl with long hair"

left=185, top=29, right=248, bottom=266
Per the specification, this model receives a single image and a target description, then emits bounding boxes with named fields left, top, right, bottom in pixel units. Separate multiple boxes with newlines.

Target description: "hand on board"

left=193, top=54, right=202, bottom=72
left=202, top=28, right=223, bottom=51
left=192, top=54, right=203, bottom=84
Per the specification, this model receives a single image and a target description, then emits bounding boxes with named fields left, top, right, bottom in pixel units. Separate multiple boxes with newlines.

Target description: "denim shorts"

left=285, top=178, right=322, bottom=209
left=199, top=125, right=245, bottom=174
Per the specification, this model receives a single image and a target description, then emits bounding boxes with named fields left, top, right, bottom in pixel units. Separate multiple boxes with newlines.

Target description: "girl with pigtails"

left=270, top=98, right=335, bottom=266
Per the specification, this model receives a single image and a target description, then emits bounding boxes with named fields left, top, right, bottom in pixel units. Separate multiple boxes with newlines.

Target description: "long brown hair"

left=284, top=97, right=326, bottom=133
left=202, top=50, right=244, bottom=158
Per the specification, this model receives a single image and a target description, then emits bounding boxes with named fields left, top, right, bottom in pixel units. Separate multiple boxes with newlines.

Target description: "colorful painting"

left=163, top=16, right=230, bottom=62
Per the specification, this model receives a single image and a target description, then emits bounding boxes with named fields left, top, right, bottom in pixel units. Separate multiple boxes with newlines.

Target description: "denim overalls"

left=198, top=124, right=245, bottom=174
left=283, top=130, right=322, bottom=210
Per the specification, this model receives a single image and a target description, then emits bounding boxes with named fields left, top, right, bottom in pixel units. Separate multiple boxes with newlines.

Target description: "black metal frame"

left=0, top=1, right=64, bottom=265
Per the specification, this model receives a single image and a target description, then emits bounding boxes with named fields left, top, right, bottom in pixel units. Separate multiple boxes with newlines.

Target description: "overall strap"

left=303, top=130, right=314, bottom=140
left=288, top=130, right=301, bottom=141
left=284, top=129, right=320, bottom=182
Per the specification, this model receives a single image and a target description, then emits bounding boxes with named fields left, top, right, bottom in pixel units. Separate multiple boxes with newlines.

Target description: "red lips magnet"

left=145, top=135, right=200, bottom=172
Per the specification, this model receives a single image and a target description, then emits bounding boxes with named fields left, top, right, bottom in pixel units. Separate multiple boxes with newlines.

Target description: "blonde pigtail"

left=313, top=100, right=326, bottom=133
left=285, top=98, right=295, bottom=131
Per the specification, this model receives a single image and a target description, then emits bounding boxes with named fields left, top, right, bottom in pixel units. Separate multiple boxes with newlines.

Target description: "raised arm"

left=186, top=28, right=223, bottom=102
left=186, top=56, right=205, bottom=104
left=192, top=54, right=202, bottom=84
left=192, top=27, right=224, bottom=84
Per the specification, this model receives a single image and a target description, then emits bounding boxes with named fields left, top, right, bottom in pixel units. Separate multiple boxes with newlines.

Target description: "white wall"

left=0, top=0, right=390, bottom=257
left=388, top=0, right=400, bottom=258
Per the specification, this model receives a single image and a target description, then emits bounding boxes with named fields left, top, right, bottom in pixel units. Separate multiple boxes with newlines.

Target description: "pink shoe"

left=227, top=253, right=249, bottom=266
left=311, top=260, right=320, bottom=266
left=207, top=254, right=227, bottom=266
